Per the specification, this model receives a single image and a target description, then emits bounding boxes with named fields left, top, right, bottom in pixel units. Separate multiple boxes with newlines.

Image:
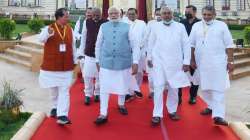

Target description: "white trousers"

left=84, top=77, right=100, bottom=97
left=100, top=93, right=126, bottom=116
left=135, top=72, right=143, bottom=89
left=50, top=86, right=70, bottom=117
left=147, top=68, right=154, bottom=93
left=201, top=90, right=225, bottom=119
left=153, top=84, right=178, bottom=117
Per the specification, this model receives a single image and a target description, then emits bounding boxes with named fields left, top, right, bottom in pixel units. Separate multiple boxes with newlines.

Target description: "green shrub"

left=228, top=24, right=250, bottom=30
left=14, top=19, right=28, bottom=24
left=0, top=19, right=16, bottom=40
left=244, top=26, right=250, bottom=46
left=27, top=18, right=45, bottom=33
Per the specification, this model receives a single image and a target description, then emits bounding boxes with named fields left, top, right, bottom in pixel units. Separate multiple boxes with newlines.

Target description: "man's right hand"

left=48, top=26, right=54, bottom=35
left=147, top=60, right=153, bottom=68
left=96, top=63, right=100, bottom=72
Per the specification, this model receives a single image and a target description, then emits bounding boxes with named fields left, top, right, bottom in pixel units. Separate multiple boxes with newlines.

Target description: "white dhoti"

left=99, top=68, right=131, bottom=116
left=39, top=70, right=73, bottom=117
left=81, top=56, right=100, bottom=97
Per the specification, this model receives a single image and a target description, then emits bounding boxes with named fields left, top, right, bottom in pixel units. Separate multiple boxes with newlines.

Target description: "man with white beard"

left=189, top=6, right=234, bottom=126
left=125, top=8, right=146, bottom=101
left=148, top=6, right=191, bottom=125
left=94, top=6, right=140, bottom=125
left=144, top=8, right=161, bottom=99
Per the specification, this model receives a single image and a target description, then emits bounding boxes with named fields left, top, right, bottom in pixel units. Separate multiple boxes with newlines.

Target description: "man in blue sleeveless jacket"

left=94, top=6, right=140, bottom=125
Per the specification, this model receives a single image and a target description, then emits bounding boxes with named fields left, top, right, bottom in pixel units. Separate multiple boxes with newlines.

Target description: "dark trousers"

left=178, top=67, right=199, bottom=100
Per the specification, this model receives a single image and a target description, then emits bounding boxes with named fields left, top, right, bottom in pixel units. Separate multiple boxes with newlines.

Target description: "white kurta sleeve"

left=129, top=26, right=140, bottom=64
left=189, top=24, right=197, bottom=49
left=147, top=26, right=156, bottom=61
left=95, top=25, right=104, bottom=63
left=73, top=19, right=81, bottom=40
left=38, top=26, right=54, bottom=43
left=222, top=23, right=234, bottom=48
left=72, top=28, right=78, bottom=64
left=181, top=25, right=191, bottom=65
left=139, top=21, right=147, bottom=48
left=76, top=21, right=87, bottom=58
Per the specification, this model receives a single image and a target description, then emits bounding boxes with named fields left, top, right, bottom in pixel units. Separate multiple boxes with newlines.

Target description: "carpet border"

left=11, top=112, right=46, bottom=140
left=229, top=122, right=250, bottom=140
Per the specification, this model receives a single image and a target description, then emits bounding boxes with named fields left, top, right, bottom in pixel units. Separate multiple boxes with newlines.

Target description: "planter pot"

left=0, top=40, right=20, bottom=52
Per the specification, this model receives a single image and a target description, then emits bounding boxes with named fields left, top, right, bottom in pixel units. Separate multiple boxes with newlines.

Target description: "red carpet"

left=32, top=79, right=240, bottom=140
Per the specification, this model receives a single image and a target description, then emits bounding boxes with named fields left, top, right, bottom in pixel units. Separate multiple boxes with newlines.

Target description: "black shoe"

left=188, top=97, right=196, bottom=105
left=169, top=112, right=180, bottom=121
left=57, top=116, right=71, bottom=125
left=94, top=95, right=100, bottom=102
left=148, top=92, right=154, bottom=99
left=94, top=116, right=108, bottom=125
left=213, top=117, right=228, bottom=126
left=135, top=91, right=143, bottom=98
left=151, top=117, right=161, bottom=126
left=50, top=108, right=57, bottom=118
left=200, top=108, right=212, bottom=116
left=85, top=96, right=91, bottom=105
left=125, top=94, right=134, bottom=102
left=118, top=106, right=128, bottom=115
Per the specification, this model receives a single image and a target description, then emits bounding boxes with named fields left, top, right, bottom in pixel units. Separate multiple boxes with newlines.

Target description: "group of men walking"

left=38, top=4, right=234, bottom=127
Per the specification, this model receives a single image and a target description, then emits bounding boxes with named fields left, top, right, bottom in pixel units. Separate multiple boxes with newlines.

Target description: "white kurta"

left=74, top=18, right=86, bottom=43
left=189, top=20, right=234, bottom=92
left=128, top=19, right=147, bottom=73
left=95, top=22, right=140, bottom=95
left=38, top=26, right=77, bottom=88
left=148, top=21, right=191, bottom=88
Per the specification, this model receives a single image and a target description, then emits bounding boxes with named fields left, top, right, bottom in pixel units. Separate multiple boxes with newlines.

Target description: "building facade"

left=0, top=0, right=250, bottom=20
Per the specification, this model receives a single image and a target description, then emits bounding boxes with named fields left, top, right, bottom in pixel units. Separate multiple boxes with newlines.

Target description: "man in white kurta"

left=74, top=7, right=93, bottom=81
left=143, top=8, right=162, bottom=98
left=148, top=7, right=191, bottom=125
left=94, top=7, right=140, bottom=125
left=77, top=8, right=107, bottom=105
left=125, top=8, right=147, bottom=101
left=38, top=8, right=77, bottom=125
left=189, top=6, right=234, bottom=126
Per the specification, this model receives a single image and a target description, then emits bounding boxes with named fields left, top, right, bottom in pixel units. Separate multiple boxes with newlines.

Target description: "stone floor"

left=0, top=60, right=250, bottom=122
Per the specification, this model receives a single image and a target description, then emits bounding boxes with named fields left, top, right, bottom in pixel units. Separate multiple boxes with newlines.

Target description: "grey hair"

left=108, top=6, right=121, bottom=14
left=92, top=7, right=101, bottom=13
left=202, top=5, right=216, bottom=14
left=160, top=6, right=173, bottom=15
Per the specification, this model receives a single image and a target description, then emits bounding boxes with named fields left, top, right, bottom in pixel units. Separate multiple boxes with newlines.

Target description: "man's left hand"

left=183, top=65, right=190, bottom=72
left=227, top=62, right=234, bottom=73
left=132, top=64, right=138, bottom=75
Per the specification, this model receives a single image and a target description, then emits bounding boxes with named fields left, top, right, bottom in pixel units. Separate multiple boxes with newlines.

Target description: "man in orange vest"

left=38, top=8, right=77, bottom=125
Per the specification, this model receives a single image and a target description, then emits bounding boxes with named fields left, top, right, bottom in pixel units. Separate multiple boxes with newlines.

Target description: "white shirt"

left=148, top=21, right=191, bottom=65
left=148, top=21, right=191, bottom=88
left=189, top=20, right=234, bottom=91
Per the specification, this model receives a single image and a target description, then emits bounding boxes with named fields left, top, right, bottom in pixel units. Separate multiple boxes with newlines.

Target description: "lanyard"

left=54, top=23, right=66, bottom=42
